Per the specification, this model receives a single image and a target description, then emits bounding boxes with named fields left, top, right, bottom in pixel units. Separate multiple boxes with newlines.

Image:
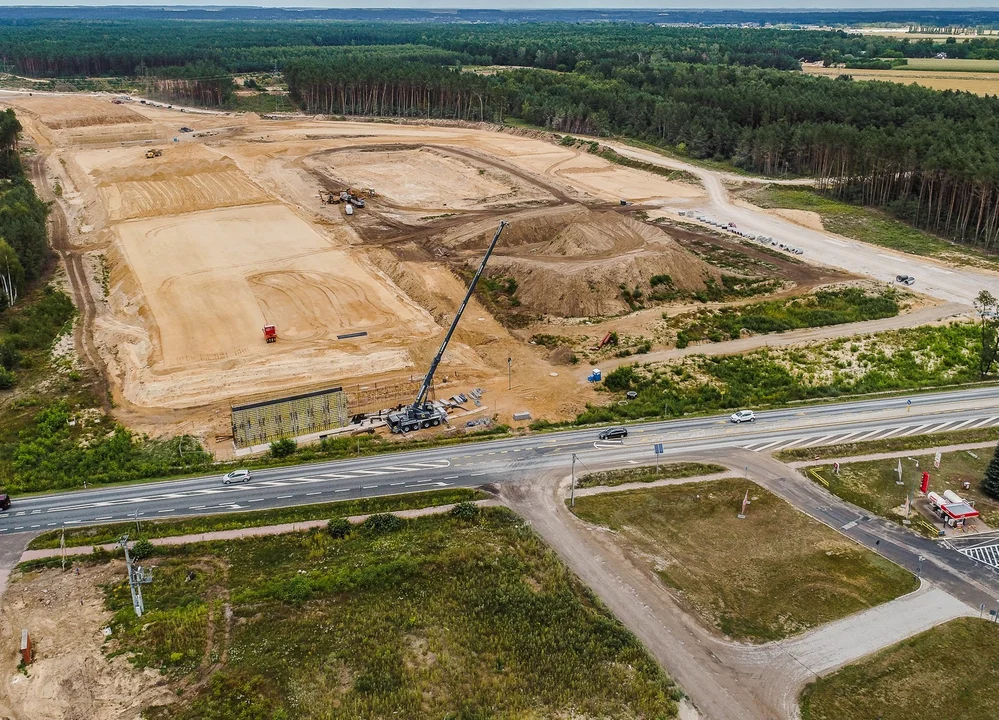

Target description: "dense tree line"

left=0, top=109, right=48, bottom=312
left=142, top=61, right=236, bottom=108
left=12, top=19, right=999, bottom=79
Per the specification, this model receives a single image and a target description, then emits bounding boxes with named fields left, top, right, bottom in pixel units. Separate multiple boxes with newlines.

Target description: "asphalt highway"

left=2, top=386, right=997, bottom=534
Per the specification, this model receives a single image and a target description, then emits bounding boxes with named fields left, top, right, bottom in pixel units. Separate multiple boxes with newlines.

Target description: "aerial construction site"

left=0, top=92, right=941, bottom=455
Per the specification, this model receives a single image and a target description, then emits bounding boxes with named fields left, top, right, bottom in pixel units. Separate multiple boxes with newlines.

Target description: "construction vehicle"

left=386, top=220, right=508, bottom=434
left=263, top=324, right=277, bottom=343
left=145, top=149, right=162, bottom=159
left=319, top=189, right=340, bottom=205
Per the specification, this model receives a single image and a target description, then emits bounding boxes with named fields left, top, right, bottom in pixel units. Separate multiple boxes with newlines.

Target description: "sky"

left=0, top=1, right=992, bottom=9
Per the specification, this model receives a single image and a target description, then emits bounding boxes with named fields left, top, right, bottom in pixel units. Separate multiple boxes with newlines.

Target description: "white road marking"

left=157, top=509, right=175, bottom=513
left=842, top=521, right=858, bottom=530
left=353, top=470, right=389, bottom=476
left=95, top=516, right=113, bottom=521
left=277, top=495, right=293, bottom=499
left=334, top=488, right=349, bottom=493
left=361, top=485, right=378, bottom=489
left=470, top=472, right=486, bottom=477
left=306, top=491, right=322, bottom=496
left=944, top=418, right=975, bottom=432
left=969, top=416, right=999, bottom=429
left=248, top=498, right=264, bottom=503
left=751, top=440, right=785, bottom=452
left=899, top=424, right=932, bottom=437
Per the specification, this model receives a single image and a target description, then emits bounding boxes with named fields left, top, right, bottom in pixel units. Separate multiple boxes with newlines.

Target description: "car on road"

left=895, top=274, right=916, bottom=285
left=0, top=494, right=10, bottom=510
left=223, top=469, right=252, bottom=484
left=730, top=409, right=756, bottom=424
left=598, top=427, right=628, bottom=440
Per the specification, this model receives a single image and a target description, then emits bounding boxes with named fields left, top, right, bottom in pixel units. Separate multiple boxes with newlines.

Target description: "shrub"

left=984, top=443, right=999, bottom=501
left=130, top=538, right=154, bottom=560
left=269, top=438, right=297, bottom=458
left=327, top=517, right=352, bottom=539
left=450, top=501, right=481, bottom=520
left=0, top=366, right=14, bottom=389
left=362, top=513, right=404, bottom=534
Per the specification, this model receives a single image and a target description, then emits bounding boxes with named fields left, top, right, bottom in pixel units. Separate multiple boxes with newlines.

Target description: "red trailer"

left=263, top=324, right=277, bottom=343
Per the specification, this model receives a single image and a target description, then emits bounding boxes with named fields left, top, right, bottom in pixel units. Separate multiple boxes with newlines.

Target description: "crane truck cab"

left=386, top=402, right=446, bottom=433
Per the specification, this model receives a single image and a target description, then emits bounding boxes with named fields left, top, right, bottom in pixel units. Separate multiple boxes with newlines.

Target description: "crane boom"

left=413, top=220, right=507, bottom=407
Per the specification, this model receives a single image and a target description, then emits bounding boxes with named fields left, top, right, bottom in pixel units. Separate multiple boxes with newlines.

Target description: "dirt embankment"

left=439, top=207, right=721, bottom=318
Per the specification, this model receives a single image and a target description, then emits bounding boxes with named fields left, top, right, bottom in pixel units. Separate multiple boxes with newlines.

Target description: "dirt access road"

left=502, top=451, right=977, bottom=720
left=600, top=139, right=998, bottom=306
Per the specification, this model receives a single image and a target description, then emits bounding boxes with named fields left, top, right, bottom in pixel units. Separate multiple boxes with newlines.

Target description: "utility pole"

left=570, top=453, right=578, bottom=508
left=118, top=535, right=152, bottom=617
left=507, top=357, right=512, bottom=391
left=133, top=508, right=141, bottom=535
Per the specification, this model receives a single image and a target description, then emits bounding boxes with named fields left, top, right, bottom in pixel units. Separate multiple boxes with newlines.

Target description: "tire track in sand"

left=28, top=154, right=110, bottom=410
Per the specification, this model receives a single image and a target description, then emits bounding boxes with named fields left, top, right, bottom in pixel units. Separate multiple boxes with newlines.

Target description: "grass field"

left=810, top=448, right=999, bottom=529
left=570, top=479, right=917, bottom=643
left=776, top=426, right=999, bottom=462
left=103, top=507, right=682, bottom=719
left=800, top=617, right=999, bottom=720
left=578, top=463, right=727, bottom=488
left=744, top=186, right=999, bottom=268
left=27, top=488, right=487, bottom=550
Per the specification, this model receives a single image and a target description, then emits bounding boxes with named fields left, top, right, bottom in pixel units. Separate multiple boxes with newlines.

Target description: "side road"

left=501, top=449, right=984, bottom=720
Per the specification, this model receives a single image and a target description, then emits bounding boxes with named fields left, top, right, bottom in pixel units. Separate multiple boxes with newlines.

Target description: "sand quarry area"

left=1, top=91, right=826, bottom=446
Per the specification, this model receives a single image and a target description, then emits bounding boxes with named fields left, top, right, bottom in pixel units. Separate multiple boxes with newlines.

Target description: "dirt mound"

left=8, top=96, right=148, bottom=129
left=538, top=212, right=651, bottom=257
left=452, top=208, right=721, bottom=318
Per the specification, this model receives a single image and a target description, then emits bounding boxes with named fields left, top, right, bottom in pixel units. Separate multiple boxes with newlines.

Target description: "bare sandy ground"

left=2, top=94, right=716, bottom=439
left=0, top=563, right=175, bottom=720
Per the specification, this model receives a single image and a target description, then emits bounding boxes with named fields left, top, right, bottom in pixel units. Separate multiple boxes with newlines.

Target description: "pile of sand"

left=464, top=209, right=721, bottom=317
left=7, top=96, right=149, bottom=129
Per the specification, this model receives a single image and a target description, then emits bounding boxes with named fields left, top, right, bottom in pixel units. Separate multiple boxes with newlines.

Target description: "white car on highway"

left=730, top=409, right=756, bottom=424
left=223, top=469, right=252, bottom=484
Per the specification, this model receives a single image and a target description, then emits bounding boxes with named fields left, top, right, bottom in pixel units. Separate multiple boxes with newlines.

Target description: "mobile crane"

left=386, top=220, right=508, bottom=434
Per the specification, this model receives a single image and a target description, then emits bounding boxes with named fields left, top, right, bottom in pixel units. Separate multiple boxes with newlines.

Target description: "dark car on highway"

left=598, top=427, right=628, bottom=440
left=0, top=494, right=10, bottom=510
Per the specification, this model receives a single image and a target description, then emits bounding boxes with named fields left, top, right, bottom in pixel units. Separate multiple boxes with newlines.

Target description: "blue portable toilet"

left=587, top=368, right=602, bottom=383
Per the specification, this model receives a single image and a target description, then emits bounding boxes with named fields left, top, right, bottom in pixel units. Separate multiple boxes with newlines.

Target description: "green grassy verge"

left=97, top=508, right=681, bottom=718
left=744, top=185, right=999, bottom=268
left=578, top=462, right=727, bottom=488
left=571, top=479, right=917, bottom=643
left=809, top=448, right=999, bottom=529
left=776, top=426, right=999, bottom=462
left=668, top=287, right=900, bottom=347
left=572, top=323, right=985, bottom=425
left=27, top=487, right=487, bottom=550
left=800, top=617, right=999, bottom=720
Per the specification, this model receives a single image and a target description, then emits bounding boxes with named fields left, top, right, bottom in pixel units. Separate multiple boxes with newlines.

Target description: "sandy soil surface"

left=763, top=207, right=825, bottom=231
left=0, top=563, right=175, bottom=720
left=6, top=92, right=966, bottom=447
left=1, top=96, right=721, bottom=439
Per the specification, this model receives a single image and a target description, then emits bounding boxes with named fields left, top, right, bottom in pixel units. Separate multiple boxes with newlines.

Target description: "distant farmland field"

left=903, top=57, right=999, bottom=72
left=801, top=65, right=999, bottom=96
